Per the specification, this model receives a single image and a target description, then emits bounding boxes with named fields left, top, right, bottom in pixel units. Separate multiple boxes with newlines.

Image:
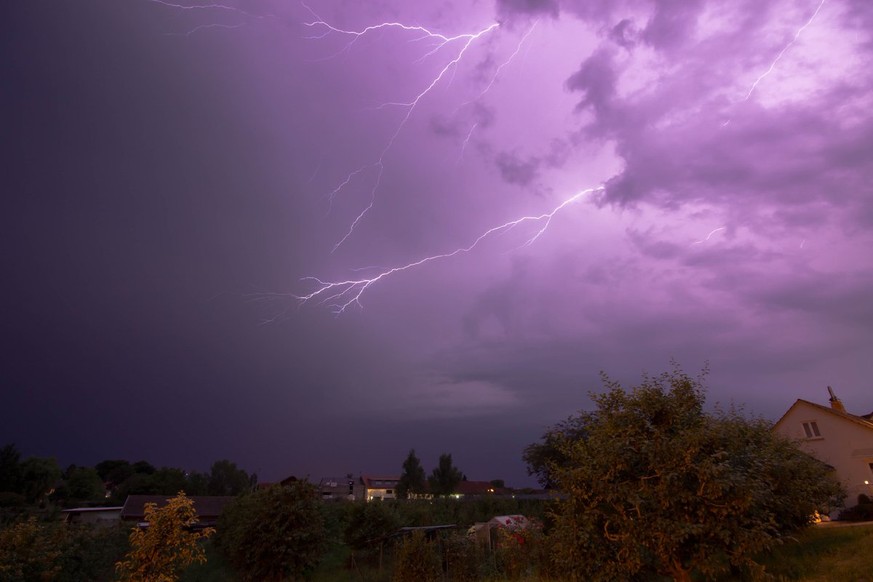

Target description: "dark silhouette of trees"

left=428, top=453, right=462, bottom=497
left=397, top=449, right=427, bottom=499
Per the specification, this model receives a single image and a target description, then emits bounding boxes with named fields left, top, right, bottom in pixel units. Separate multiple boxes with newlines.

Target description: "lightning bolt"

left=457, top=122, right=478, bottom=163
left=143, top=0, right=265, bottom=36
left=302, top=4, right=502, bottom=250
left=741, top=0, right=826, bottom=102
left=692, top=226, right=726, bottom=245
left=461, top=21, right=538, bottom=108
left=289, top=186, right=604, bottom=314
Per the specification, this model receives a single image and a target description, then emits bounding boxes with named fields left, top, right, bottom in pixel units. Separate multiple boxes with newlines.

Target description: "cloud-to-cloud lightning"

left=741, top=0, right=826, bottom=101
left=303, top=4, right=500, bottom=250
left=293, top=186, right=604, bottom=314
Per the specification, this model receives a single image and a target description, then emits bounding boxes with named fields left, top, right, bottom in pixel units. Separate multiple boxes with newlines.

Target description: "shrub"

left=392, top=531, right=442, bottom=582
left=217, top=481, right=326, bottom=581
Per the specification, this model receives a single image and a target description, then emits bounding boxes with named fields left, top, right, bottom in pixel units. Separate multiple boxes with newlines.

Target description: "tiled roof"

left=361, top=475, right=400, bottom=489
left=774, top=399, right=873, bottom=433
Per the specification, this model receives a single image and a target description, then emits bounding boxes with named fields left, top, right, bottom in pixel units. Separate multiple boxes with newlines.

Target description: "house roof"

left=120, top=495, right=236, bottom=520
left=774, top=399, right=873, bottom=433
left=361, top=475, right=400, bottom=489
left=61, top=506, right=123, bottom=513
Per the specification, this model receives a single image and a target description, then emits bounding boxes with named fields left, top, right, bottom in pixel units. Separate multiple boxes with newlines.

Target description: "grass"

left=179, top=523, right=873, bottom=581
left=750, top=523, right=873, bottom=581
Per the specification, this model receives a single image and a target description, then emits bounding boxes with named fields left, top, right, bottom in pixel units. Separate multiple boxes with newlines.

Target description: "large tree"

left=207, top=460, right=251, bottom=496
left=396, top=449, right=427, bottom=499
left=428, top=453, right=462, bottom=497
left=533, top=364, right=845, bottom=582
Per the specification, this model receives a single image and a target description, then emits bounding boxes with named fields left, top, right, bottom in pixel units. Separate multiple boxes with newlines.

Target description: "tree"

left=115, top=491, right=213, bottom=582
left=96, top=460, right=134, bottom=488
left=535, top=364, right=845, bottom=582
left=0, top=444, right=23, bottom=494
left=55, top=466, right=105, bottom=507
left=217, top=481, right=327, bottom=581
left=19, top=457, right=61, bottom=505
left=522, top=414, right=588, bottom=489
left=428, top=453, right=462, bottom=497
left=397, top=449, right=427, bottom=499
left=207, top=460, right=251, bottom=496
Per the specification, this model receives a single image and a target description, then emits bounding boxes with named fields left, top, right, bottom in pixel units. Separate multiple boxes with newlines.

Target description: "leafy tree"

left=0, top=444, right=23, bottom=494
left=116, top=491, right=213, bottom=582
left=64, top=466, right=106, bottom=505
left=207, top=460, right=251, bottom=496
left=185, top=471, right=209, bottom=496
left=428, top=453, right=462, bottom=496
left=397, top=449, right=427, bottom=499
left=131, top=460, right=156, bottom=475
left=0, top=517, right=65, bottom=580
left=19, top=457, right=61, bottom=505
left=537, top=364, right=845, bottom=582
left=522, top=414, right=588, bottom=489
left=96, top=459, right=135, bottom=488
left=217, top=481, right=327, bottom=581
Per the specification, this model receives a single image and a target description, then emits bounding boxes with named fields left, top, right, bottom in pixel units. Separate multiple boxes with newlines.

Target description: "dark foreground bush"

left=217, top=481, right=326, bottom=581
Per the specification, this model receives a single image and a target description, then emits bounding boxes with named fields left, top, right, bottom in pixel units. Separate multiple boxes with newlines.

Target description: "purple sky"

left=3, top=0, right=872, bottom=486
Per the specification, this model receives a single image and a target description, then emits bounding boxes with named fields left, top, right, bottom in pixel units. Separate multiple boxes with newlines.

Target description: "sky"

left=2, top=0, right=872, bottom=487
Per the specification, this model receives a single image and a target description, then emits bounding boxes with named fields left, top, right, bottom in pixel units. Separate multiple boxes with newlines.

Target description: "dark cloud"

left=495, top=0, right=560, bottom=20
left=495, top=152, right=541, bottom=186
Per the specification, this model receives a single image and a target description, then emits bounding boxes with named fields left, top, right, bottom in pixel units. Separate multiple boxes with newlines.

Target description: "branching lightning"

left=292, top=186, right=604, bottom=314
left=302, top=3, right=501, bottom=251
left=144, top=0, right=264, bottom=36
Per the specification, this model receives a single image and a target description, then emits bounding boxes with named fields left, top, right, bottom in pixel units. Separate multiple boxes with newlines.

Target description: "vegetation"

left=217, top=481, right=327, bottom=581
left=532, top=364, right=845, bottom=582
left=429, top=453, right=464, bottom=497
left=116, top=492, right=214, bottom=582
left=396, top=449, right=427, bottom=499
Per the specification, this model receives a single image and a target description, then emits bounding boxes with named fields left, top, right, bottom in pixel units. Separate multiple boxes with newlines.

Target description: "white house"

left=361, top=475, right=400, bottom=501
left=773, top=387, right=873, bottom=515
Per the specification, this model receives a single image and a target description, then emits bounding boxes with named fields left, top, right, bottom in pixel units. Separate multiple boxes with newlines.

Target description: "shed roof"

left=120, top=495, right=235, bottom=520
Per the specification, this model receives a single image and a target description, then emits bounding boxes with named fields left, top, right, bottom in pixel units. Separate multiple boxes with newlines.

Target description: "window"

left=802, top=421, right=821, bottom=438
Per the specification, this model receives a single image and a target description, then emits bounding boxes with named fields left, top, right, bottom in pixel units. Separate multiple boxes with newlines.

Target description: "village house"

left=360, top=475, right=401, bottom=501
left=773, top=387, right=873, bottom=516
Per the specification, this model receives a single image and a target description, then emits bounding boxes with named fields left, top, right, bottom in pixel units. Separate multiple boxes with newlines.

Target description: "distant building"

left=773, top=387, right=873, bottom=516
left=455, top=480, right=510, bottom=497
left=318, top=476, right=362, bottom=500
left=120, top=495, right=236, bottom=528
left=61, top=506, right=122, bottom=525
left=361, top=475, right=401, bottom=501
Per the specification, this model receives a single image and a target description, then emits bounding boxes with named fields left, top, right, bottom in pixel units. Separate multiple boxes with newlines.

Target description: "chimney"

left=827, top=386, right=846, bottom=413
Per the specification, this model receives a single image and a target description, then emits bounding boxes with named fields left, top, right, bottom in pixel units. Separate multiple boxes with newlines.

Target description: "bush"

left=838, top=494, right=873, bottom=522
left=392, top=531, right=442, bottom=582
left=343, top=501, right=401, bottom=565
left=217, top=481, right=326, bottom=581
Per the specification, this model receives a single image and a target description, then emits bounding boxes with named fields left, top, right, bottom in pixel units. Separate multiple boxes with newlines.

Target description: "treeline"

left=0, top=444, right=254, bottom=517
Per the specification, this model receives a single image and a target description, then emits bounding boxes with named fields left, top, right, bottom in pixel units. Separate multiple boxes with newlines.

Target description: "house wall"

left=775, top=402, right=873, bottom=510
left=366, top=487, right=396, bottom=501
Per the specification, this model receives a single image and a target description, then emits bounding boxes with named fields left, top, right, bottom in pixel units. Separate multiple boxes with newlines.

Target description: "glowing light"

left=302, top=3, right=501, bottom=250
left=741, top=0, right=826, bottom=102
left=289, top=186, right=603, bottom=314
left=692, top=226, right=725, bottom=245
